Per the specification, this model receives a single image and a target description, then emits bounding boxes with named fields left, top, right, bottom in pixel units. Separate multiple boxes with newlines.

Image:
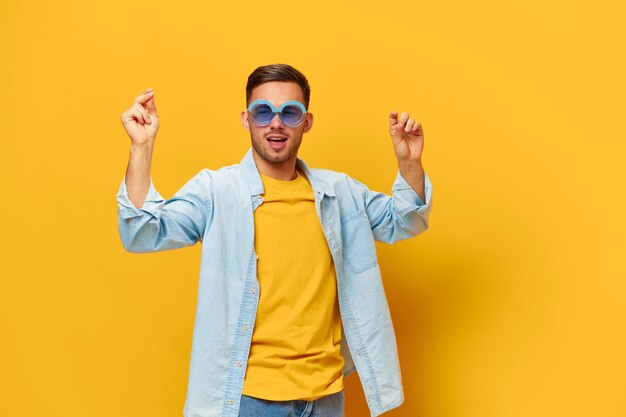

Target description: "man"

left=117, top=64, right=433, bottom=417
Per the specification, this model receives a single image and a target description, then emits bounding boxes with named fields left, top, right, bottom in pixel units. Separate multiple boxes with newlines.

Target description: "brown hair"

left=246, top=63, right=311, bottom=109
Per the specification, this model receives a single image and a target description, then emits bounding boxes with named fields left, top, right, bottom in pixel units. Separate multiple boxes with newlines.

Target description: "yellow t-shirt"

left=241, top=171, right=344, bottom=401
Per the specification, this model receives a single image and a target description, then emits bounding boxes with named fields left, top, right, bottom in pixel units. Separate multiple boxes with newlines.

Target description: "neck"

left=252, top=151, right=298, bottom=181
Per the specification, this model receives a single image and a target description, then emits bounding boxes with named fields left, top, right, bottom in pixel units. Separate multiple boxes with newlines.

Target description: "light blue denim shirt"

left=117, top=148, right=433, bottom=417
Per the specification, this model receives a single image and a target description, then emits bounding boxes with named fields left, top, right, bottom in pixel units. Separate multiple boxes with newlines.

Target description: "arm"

left=117, top=171, right=212, bottom=253
left=117, top=88, right=211, bottom=253
left=347, top=171, right=433, bottom=244
left=125, top=143, right=154, bottom=209
left=389, top=110, right=426, bottom=202
left=350, top=109, right=433, bottom=243
left=398, top=160, right=425, bottom=203
left=120, top=87, right=159, bottom=208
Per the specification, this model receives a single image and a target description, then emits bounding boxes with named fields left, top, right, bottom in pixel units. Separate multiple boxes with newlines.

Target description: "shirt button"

left=236, top=361, right=242, bottom=367
left=358, top=351, right=362, bottom=358
left=229, top=399, right=235, bottom=405
left=249, top=288, right=255, bottom=294
left=243, top=325, right=249, bottom=331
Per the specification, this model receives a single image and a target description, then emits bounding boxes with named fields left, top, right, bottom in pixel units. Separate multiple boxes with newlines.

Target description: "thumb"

left=146, top=96, right=158, bottom=117
left=389, top=110, right=399, bottom=127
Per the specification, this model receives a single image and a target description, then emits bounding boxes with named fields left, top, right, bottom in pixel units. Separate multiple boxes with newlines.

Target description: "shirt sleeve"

left=348, top=170, right=433, bottom=244
left=116, top=170, right=212, bottom=253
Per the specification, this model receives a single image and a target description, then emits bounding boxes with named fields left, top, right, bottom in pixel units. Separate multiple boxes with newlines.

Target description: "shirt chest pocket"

left=340, top=209, right=378, bottom=274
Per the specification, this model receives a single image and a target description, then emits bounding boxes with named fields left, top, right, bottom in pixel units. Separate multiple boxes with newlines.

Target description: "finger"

left=145, top=96, right=158, bottom=117
left=134, top=91, right=154, bottom=105
left=405, top=118, right=415, bottom=133
left=133, top=103, right=151, bottom=124
left=134, top=90, right=154, bottom=104
left=132, top=104, right=152, bottom=124
left=132, top=109, right=148, bottom=125
left=389, top=110, right=399, bottom=126
left=411, top=121, right=422, bottom=132
left=130, top=109, right=147, bottom=125
left=398, top=112, right=409, bottom=126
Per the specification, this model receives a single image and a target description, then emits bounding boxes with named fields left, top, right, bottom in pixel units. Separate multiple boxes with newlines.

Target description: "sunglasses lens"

left=250, top=103, right=273, bottom=125
left=281, top=105, right=304, bottom=126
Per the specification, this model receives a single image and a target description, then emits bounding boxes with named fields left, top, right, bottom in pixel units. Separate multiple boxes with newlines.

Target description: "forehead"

left=249, top=81, right=305, bottom=107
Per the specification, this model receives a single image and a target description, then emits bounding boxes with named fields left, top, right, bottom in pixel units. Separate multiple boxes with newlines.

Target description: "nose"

left=269, top=113, right=284, bottom=129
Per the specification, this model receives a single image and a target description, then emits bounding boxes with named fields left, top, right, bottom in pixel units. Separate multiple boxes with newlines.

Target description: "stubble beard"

left=251, top=134, right=301, bottom=165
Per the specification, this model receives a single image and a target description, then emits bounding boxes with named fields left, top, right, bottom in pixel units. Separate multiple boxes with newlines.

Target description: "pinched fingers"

left=404, top=118, right=422, bottom=133
left=134, top=89, right=154, bottom=106
left=389, top=110, right=423, bottom=138
left=131, top=102, right=151, bottom=124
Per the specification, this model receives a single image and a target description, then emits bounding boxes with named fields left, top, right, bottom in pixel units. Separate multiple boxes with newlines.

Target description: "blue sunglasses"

left=247, top=99, right=307, bottom=127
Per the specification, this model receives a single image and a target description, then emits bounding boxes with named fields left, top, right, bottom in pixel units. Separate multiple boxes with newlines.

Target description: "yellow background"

left=1, top=1, right=625, bottom=416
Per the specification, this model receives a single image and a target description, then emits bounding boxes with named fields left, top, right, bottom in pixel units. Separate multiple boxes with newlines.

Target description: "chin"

left=265, top=153, right=293, bottom=164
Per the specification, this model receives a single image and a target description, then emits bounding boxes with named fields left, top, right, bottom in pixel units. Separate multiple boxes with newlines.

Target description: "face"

left=241, top=81, right=313, bottom=171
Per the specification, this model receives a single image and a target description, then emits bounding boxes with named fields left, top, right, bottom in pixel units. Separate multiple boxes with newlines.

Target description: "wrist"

left=398, top=159, right=423, bottom=172
left=130, top=141, right=155, bottom=152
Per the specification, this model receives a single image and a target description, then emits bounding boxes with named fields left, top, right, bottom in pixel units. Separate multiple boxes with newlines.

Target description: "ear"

left=303, top=112, right=314, bottom=133
left=241, top=111, right=250, bottom=131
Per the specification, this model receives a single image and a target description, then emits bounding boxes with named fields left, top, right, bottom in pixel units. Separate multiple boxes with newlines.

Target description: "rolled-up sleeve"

left=391, top=170, right=433, bottom=217
left=117, top=170, right=212, bottom=253
left=350, top=170, right=433, bottom=243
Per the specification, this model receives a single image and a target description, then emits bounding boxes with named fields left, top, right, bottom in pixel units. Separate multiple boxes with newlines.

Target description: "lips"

left=266, top=135, right=288, bottom=150
left=266, top=135, right=287, bottom=142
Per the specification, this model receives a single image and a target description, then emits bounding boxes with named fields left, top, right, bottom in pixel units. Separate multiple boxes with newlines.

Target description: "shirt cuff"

left=116, top=176, right=165, bottom=220
left=392, top=170, right=433, bottom=208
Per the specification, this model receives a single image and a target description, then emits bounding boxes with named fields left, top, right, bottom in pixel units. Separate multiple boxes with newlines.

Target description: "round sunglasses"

left=247, top=99, right=307, bottom=127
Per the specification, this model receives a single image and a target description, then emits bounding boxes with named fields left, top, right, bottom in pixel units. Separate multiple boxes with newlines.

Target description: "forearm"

left=125, top=142, right=154, bottom=208
left=398, top=160, right=425, bottom=203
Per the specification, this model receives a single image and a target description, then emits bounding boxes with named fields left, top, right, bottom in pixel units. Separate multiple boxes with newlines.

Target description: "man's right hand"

left=120, top=88, right=160, bottom=145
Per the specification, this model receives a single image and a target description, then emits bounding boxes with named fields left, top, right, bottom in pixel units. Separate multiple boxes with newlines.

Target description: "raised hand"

left=389, top=111, right=424, bottom=163
left=120, top=88, right=160, bottom=145
left=388, top=110, right=426, bottom=202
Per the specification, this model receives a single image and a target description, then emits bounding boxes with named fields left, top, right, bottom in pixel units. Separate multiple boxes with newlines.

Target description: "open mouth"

left=266, top=136, right=288, bottom=150
left=267, top=136, right=287, bottom=143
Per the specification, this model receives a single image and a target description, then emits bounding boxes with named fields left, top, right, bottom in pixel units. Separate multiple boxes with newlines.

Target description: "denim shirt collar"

left=239, top=148, right=336, bottom=197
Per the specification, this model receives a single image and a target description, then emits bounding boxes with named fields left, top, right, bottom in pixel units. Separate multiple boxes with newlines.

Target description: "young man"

left=117, top=64, right=433, bottom=417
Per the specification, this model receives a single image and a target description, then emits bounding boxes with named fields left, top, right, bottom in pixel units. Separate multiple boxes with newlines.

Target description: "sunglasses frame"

left=247, top=99, right=308, bottom=127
